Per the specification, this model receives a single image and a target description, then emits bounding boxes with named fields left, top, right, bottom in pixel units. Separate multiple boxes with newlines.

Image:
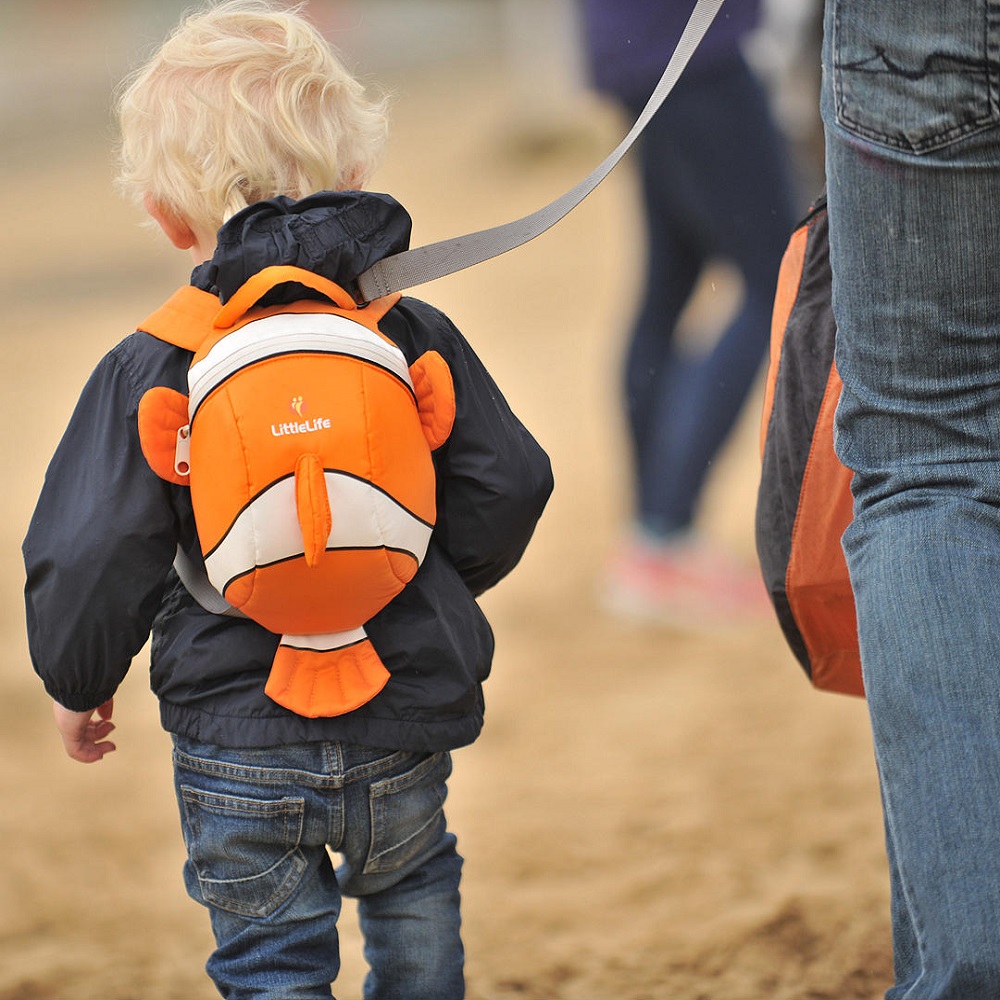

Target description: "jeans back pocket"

left=364, top=751, right=452, bottom=876
left=179, top=785, right=309, bottom=918
left=829, top=0, right=1000, bottom=152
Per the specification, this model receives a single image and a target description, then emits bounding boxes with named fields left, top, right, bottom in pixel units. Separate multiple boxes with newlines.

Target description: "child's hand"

left=52, top=699, right=117, bottom=763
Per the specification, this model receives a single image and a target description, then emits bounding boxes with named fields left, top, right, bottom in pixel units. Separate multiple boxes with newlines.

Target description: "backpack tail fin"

left=294, top=453, right=332, bottom=568
left=264, top=629, right=390, bottom=717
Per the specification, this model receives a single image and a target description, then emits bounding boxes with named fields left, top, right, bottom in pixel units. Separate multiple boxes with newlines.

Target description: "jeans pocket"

left=363, top=751, right=452, bottom=876
left=828, top=0, right=1000, bottom=152
left=178, top=785, right=309, bottom=918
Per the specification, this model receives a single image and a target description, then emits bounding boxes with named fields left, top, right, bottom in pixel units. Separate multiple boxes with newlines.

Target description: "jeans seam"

left=173, top=747, right=343, bottom=789
left=343, top=749, right=414, bottom=784
left=878, top=776, right=930, bottom=992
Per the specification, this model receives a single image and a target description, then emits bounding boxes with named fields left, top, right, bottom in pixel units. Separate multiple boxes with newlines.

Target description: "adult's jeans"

left=172, top=737, right=464, bottom=1000
left=622, top=52, right=794, bottom=536
left=822, top=3, right=1000, bottom=997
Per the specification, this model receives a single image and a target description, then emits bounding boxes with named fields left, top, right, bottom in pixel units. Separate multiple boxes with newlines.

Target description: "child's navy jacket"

left=23, top=191, right=554, bottom=752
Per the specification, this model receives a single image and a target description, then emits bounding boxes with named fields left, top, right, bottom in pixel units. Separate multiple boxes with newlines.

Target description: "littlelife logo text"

left=271, top=417, right=332, bottom=437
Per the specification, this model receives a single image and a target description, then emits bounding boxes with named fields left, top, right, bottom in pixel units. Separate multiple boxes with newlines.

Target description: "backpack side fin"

left=138, top=386, right=191, bottom=485
left=409, top=350, right=455, bottom=450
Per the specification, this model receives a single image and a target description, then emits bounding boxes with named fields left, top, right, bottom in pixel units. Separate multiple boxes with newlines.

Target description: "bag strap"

left=174, top=547, right=247, bottom=618
left=354, top=0, right=727, bottom=303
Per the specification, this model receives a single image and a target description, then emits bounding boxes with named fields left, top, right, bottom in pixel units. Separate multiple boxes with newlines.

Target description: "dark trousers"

left=622, top=53, right=795, bottom=535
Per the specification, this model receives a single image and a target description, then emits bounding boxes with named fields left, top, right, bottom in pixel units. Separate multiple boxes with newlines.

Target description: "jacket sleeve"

left=23, top=340, right=179, bottom=711
left=427, top=314, right=554, bottom=596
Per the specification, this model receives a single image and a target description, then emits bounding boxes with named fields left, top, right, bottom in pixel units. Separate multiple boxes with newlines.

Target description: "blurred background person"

left=579, top=0, right=798, bottom=629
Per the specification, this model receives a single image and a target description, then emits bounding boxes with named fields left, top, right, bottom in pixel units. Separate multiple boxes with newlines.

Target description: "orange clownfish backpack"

left=754, top=194, right=863, bottom=698
left=136, top=264, right=456, bottom=718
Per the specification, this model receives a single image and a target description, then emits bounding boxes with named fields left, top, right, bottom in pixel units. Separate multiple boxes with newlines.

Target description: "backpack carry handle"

left=214, top=265, right=358, bottom=329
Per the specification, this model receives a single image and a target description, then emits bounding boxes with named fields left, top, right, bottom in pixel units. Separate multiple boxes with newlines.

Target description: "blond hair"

left=115, top=0, right=388, bottom=236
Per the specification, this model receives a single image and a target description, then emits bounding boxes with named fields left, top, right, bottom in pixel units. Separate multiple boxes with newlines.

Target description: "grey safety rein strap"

left=177, top=0, right=727, bottom=618
left=355, top=0, right=727, bottom=303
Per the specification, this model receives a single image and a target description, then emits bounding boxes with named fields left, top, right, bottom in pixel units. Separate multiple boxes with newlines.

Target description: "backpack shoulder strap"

left=137, top=284, right=219, bottom=352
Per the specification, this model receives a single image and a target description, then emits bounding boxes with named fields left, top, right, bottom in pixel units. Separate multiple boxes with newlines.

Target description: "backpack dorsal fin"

left=294, top=452, right=332, bottom=568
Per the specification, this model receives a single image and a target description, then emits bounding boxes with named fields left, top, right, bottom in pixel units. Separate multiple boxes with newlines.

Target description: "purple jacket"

left=580, top=0, right=762, bottom=103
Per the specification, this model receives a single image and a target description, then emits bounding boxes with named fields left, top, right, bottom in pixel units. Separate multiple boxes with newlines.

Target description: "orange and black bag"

left=136, top=265, right=456, bottom=719
left=755, top=194, right=863, bottom=697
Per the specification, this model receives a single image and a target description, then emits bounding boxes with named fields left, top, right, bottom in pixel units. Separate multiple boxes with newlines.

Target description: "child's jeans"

left=171, top=736, right=464, bottom=1000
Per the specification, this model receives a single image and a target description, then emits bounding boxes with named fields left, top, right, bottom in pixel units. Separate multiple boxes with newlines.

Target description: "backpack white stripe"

left=204, top=471, right=432, bottom=592
left=188, top=312, right=412, bottom=417
left=278, top=628, right=367, bottom=652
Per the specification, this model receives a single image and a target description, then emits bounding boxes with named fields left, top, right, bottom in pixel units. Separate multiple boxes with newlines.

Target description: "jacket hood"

left=191, top=190, right=413, bottom=304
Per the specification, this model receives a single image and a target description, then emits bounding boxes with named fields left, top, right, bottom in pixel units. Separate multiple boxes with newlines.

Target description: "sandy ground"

left=0, top=13, right=891, bottom=1000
